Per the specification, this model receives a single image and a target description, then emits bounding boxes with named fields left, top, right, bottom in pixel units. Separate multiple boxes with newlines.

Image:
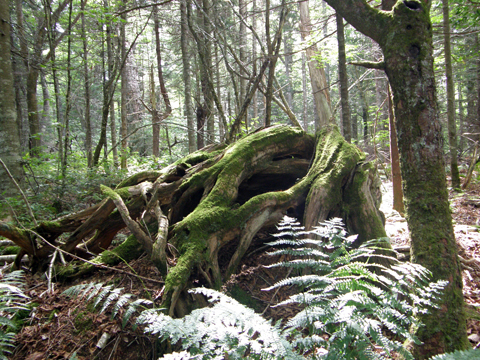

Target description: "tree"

left=180, top=0, right=195, bottom=153
left=336, top=12, right=351, bottom=142
left=298, top=0, right=332, bottom=130
left=442, top=0, right=460, bottom=189
left=322, top=0, right=468, bottom=357
left=0, top=0, right=23, bottom=195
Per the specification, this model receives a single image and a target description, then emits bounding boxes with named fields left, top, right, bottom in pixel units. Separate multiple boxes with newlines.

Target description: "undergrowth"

left=62, top=216, right=456, bottom=359
left=0, top=269, right=29, bottom=360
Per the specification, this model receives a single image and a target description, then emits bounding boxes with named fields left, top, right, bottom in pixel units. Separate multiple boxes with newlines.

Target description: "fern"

left=428, top=349, right=480, bottom=360
left=264, top=216, right=447, bottom=360
left=137, top=287, right=302, bottom=359
left=0, top=270, right=29, bottom=360
left=62, top=283, right=153, bottom=328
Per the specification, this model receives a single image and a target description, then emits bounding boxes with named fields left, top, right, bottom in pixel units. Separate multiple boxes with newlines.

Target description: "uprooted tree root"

left=0, top=125, right=388, bottom=315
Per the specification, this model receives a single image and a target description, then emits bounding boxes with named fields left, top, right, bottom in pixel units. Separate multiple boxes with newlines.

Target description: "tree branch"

left=321, top=0, right=390, bottom=44
left=349, top=60, right=386, bottom=70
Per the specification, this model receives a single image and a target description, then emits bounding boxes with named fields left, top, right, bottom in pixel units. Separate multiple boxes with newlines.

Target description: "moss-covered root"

left=55, top=234, right=144, bottom=280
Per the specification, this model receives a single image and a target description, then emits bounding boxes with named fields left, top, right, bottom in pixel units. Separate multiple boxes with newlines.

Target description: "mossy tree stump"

left=0, top=125, right=386, bottom=315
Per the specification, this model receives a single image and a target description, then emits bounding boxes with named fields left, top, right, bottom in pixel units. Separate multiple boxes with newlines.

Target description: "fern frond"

left=0, top=270, right=29, bottom=359
left=124, top=299, right=153, bottom=329
left=62, top=282, right=153, bottom=329
left=264, top=216, right=447, bottom=360
left=112, top=293, right=133, bottom=319
left=138, top=287, right=302, bottom=359
left=99, top=287, right=123, bottom=314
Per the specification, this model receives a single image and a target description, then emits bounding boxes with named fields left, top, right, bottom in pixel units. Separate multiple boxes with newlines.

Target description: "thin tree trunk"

left=150, top=66, right=160, bottom=157
left=388, top=86, right=404, bottom=214
left=336, top=12, right=351, bottom=142
left=44, top=1, right=64, bottom=165
left=0, top=0, right=23, bottom=194
left=81, top=0, right=92, bottom=167
left=442, top=0, right=460, bottom=188
left=354, top=67, right=369, bottom=144
left=283, top=19, right=294, bottom=111
left=252, top=0, right=258, bottom=124
left=110, top=100, right=118, bottom=167
left=40, top=71, right=51, bottom=132
left=120, top=7, right=128, bottom=170
left=202, top=0, right=214, bottom=144
left=93, top=10, right=109, bottom=166
left=299, top=0, right=332, bottom=130
left=458, top=83, right=464, bottom=153
left=239, top=0, right=247, bottom=131
left=180, top=0, right=195, bottom=153
left=61, top=0, right=73, bottom=182
left=477, top=34, right=480, bottom=140
left=302, top=52, right=308, bottom=132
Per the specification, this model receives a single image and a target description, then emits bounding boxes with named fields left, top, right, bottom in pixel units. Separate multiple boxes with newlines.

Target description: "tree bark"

left=336, top=12, right=351, bottom=142
left=442, top=0, right=460, bottom=188
left=180, top=0, right=195, bottom=153
left=299, top=0, right=332, bottom=130
left=120, top=6, right=128, bottom=170
left=81, top=0, right=93, bottom=168
left=322, top=0, right=468, bottom=356
left=0, top=0, right=23, bottom=195
left=388, top=86, right=404, bottom=214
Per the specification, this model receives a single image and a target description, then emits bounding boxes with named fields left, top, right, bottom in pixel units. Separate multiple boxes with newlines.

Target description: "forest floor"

left=8, top=180, right=480, bottom=360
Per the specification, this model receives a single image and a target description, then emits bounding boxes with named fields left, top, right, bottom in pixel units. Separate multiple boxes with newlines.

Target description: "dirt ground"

left=7, top=180, right=480, bottom=360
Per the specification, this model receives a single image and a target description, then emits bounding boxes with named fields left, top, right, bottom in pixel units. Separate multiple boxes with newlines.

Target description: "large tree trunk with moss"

left=0, top=126, right=386, bottom=316
left=322, top=0, right=468, bottom=357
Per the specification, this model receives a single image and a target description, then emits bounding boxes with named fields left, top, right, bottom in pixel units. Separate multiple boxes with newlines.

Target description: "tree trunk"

left=26, top=69, right=41, bottom=157
left=302, top=52, right=308, bottom=132
left=0, top=0, right=23, bottom=195
left=336, top=12, right=351, bottom=142
left=388, top=86, right=404, bottom=214
left=180, top=0, right=195, bottom=153
left=81, top=0, right=92, bottom=168
left=120, top=7, right=128, bottom=170
left=322, top=0, right=469, bottom=356
left=238, top=0, right=247, bottom=131
left=299, top=0, right=332, bottom=130
left=0, top=126, right=387, bottom=317
left=442, top=0, right=460, bottom=188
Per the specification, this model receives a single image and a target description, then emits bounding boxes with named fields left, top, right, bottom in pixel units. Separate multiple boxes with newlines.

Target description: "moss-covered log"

left=0, top=125, right=387, bottom=315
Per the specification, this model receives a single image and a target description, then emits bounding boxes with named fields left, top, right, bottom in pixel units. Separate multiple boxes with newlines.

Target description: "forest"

left=0, top=0, right=480, bottom=358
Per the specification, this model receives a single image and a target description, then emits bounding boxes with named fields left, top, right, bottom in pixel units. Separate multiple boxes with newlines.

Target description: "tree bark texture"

left=180, top=0, right=195, bottom=153
left=299, top=0, right=332, bottom=130
left=322, top=0, right=468, bottom=357
left=336, top=12, right=351, bottom=142
left=0, top=126, right=386, bottom=317
left=442, top=0, right=460, bottom=188
left=0, top=0, right=23, bottom=195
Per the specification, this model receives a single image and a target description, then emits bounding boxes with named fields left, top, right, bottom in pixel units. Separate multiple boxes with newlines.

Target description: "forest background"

left=0, top=0, right=478, bottom=184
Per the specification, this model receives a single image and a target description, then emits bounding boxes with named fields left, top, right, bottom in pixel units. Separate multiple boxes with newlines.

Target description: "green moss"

left=47, top=309, right=60, bottom=322
left=57, top=233, right=144, bottom=279
left=74, top=310, right=93, bottom=333
left=114, top=186, right=132, bottom=199
left=1, top=246, right=20, bottom=255
left=115, top=170, right=161, bottom=189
